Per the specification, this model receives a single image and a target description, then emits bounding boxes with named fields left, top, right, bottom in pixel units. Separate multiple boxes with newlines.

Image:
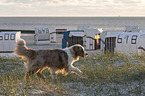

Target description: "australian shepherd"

left=14, top=39, right=88, bottom=80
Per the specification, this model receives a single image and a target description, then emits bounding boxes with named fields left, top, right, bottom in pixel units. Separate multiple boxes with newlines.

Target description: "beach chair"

left=0, top=31, right=21, bottom=53
left=34, top=27, right=56, bottom=44
left=62, top=30, right=84, bottom=48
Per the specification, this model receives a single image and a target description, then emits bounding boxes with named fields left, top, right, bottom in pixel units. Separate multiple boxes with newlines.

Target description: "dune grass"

left=1, top=52, right=145, bottom=95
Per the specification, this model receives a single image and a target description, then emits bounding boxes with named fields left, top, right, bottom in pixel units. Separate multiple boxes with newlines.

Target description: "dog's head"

left=70, top=44, right=88, bottom=59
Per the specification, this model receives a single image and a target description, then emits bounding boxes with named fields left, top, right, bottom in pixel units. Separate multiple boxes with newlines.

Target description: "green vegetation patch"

left=1, top=53, right=145, bottom=95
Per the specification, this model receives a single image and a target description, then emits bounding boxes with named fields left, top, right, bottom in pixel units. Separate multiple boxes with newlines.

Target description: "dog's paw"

left=80, top=70, right=83, bottom=74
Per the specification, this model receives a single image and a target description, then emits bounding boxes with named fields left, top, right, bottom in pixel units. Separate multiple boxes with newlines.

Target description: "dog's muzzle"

left=84, top=51, right=88, bottom=57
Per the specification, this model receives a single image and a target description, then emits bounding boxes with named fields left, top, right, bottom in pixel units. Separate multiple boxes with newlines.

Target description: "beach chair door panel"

left=68, top=36, right=83, bottom=47
left=105, top=37, right=116, bottom=53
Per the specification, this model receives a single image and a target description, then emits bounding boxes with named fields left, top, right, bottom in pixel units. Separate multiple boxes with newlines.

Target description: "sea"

left=0, top=17, right=145, bottom=31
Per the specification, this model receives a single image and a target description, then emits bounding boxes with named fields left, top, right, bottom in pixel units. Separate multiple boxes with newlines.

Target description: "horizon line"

left=0, top=16, right=145, bottom=18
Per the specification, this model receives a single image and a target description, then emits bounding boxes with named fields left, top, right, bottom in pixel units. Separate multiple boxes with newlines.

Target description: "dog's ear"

left=73, top=44, right=83, bottom=51
left=71, top=45, right=84, bottom=58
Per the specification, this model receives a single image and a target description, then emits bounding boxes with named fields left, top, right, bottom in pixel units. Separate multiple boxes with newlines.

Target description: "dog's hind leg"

left=24, top=68, right=40, bottom=80
left=36, top=73, right=46, bottom=79
left=36, top=68, right=46, bottom=79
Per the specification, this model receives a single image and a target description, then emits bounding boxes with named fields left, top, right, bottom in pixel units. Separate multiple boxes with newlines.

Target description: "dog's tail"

left=14, top=39, right=35, bottom=58
left=138, top=46, right=145, bottom=51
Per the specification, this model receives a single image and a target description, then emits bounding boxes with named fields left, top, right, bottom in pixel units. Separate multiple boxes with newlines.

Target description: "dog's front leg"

left=70, top=66, right=82, bottom=75
left=50, top=68, right=57, bottom=80
left=69, top=66, right=87, bottom=78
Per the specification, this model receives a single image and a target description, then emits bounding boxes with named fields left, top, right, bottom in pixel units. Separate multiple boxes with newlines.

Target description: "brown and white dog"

left=14, top=39, right=88, bottom=80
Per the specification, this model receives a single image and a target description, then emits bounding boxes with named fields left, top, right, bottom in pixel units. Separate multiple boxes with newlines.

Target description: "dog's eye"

left=81, top=48, right=83, bottom=52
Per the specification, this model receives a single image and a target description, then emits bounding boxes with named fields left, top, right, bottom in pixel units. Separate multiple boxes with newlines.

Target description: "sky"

left=0, top=0, right=145, bottom=17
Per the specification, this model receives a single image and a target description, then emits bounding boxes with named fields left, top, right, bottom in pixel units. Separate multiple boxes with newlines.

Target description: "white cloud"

left=0, top=0, right=145, bottom=16
left=0, top=0, right=113, bottom=6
